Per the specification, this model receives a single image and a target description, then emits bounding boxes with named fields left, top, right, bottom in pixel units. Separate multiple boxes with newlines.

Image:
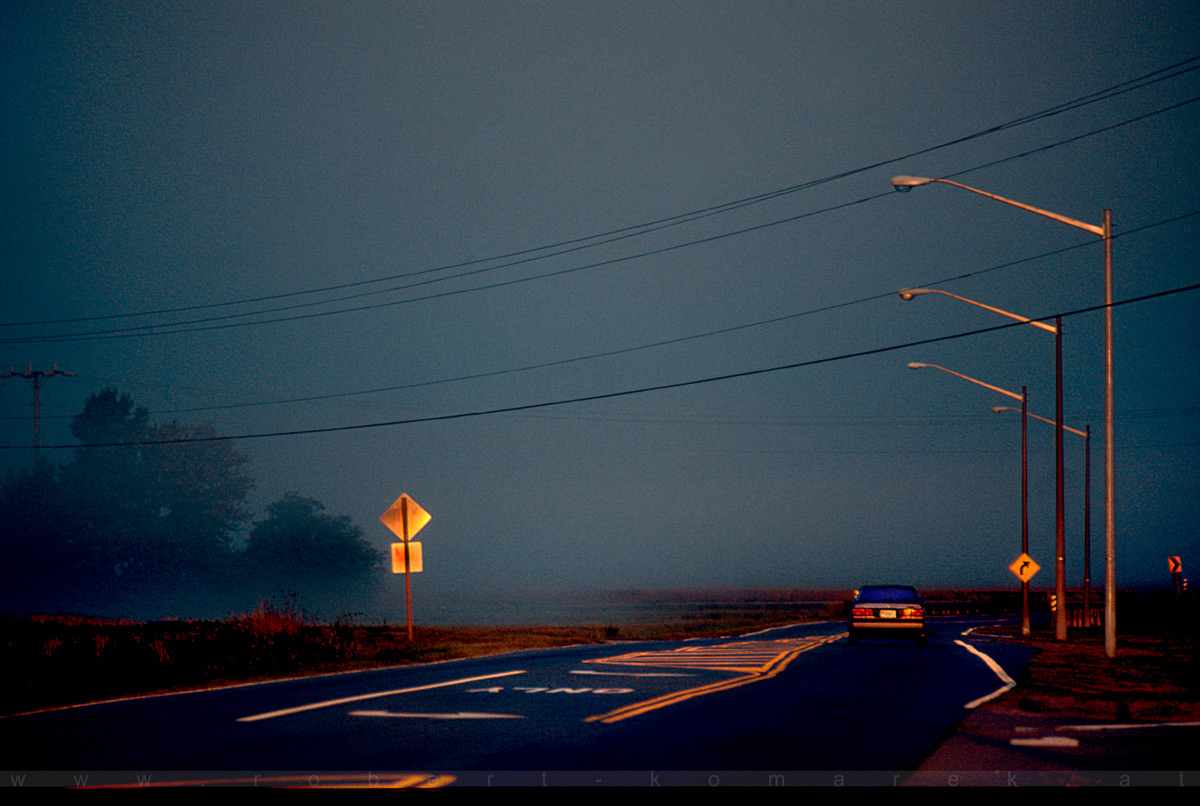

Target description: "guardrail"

left=841, top=591, right=1111, bottom=622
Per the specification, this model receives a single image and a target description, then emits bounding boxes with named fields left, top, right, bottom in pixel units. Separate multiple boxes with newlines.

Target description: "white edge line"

left=1060, top=721, right=1200, bottom=732
left=955, top=639, right=1017, bottom=709
left=237, top=670, right=526, bottom=722
left=740, top=619, right=836, bottom=638
left=349, top=711, right=525, bottom=720
left=1011, top=736, right=1080, bottom=747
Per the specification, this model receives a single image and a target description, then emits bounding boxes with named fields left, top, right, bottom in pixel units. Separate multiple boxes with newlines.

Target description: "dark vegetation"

left=1, top=389, right=382, bottom=621
left=983, top=590, right=1199, bottom=719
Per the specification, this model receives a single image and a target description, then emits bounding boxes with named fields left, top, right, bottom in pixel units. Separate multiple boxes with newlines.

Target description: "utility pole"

left=2, top=364, right=74, bottom=454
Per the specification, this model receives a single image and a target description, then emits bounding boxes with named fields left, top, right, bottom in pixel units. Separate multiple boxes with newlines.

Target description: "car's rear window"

left=856, top=586, right=921, bottom=603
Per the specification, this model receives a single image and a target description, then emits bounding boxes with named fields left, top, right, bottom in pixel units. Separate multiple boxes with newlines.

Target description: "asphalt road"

left=3, top=617, right=1037, bottom=787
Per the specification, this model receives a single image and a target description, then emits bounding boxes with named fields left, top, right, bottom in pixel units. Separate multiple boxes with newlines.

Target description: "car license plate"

left=879, top=609, right=897, bottom=619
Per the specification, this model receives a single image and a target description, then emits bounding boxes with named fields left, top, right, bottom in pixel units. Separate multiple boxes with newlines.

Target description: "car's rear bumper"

left=847, top=620, right=927, bottom=640
left=849, top=620, right=925, bottom=630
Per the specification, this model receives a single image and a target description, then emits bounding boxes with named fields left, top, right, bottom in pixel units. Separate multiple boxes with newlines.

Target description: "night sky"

left=3, top=1, right=1198, bottom=622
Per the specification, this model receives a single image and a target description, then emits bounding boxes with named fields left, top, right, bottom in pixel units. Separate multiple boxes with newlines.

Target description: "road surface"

left=3, top=616, right=1035, bottom=786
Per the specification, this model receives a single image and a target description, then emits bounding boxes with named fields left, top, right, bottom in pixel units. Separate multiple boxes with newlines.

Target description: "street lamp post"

left=897, top=288, right=1057, bottom=334
left=898, top=289, right=1065, bottom=638
left=995, top=407, right=1093, bottom=628
left=893, top=175, right=1116, bottom=657
left=907, top=362, right=1032, bottom=635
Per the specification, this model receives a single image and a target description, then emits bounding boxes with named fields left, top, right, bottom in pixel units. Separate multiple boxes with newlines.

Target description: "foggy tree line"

left=1, top=389, right=382, bottom=620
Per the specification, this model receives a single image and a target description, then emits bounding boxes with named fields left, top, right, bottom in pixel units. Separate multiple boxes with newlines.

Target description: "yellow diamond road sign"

left=1009, top=553, right=1040, bottom=583
left=380, top=494, right=431, bottom=542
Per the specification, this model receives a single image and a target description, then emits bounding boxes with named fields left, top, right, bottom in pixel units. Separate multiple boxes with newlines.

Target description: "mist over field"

left=3, top=3, right=1197, bottom=624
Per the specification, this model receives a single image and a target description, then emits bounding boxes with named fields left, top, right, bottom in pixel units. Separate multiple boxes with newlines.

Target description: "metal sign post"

left=381, top=494, right=431, bottom=641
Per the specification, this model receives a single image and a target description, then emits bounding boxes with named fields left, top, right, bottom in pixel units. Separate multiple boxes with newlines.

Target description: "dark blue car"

left=848, top=585, right=928, bottom=646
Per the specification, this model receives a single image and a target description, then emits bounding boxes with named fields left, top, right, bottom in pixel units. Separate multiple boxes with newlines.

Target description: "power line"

left=9, top=84, right=1200, bottom=348
left=10, top=282, right=1197, bottom=451
left=11, top=87, right=1199, bottom=346
left=29, top=207, right=1196, bottom=419
left=4, top=57, right=1197, bottom=338
left=0, top=190, right=892, bottom=343
left=11, top=208, right=1191, bottom=422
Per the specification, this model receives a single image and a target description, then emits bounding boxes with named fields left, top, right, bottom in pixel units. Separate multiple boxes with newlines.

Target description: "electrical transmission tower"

left=2, top=364, right=75, bottom=453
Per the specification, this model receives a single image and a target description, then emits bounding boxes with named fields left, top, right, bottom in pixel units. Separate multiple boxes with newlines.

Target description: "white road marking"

left=1011, top=736, right=1080, bottom=748
left=1059, top=720, right=1200, bottom=731
left=955, top=639, right=1017, bottom=709
left=350, top=711, right=524, bottom=720
left=741, top=621, right=823, bottom=638
left=236, top=670, right=526, bottom=722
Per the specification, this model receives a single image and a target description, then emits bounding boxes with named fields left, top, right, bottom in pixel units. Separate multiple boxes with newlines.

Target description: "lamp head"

left=907, top=362, right=928, bottom=370
left=891, top=175, right=935, bottom=192
left=897, top=288, right=932, bottom=301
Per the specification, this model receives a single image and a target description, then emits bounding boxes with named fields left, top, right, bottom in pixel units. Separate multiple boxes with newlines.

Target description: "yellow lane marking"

left=584, top=635, right=842, bottom=723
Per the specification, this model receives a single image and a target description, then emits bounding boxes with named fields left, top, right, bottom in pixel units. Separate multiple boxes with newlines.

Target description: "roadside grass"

left=1, top=601, right=839, bottom=717
left=981, top=591, right=1199, bottom=720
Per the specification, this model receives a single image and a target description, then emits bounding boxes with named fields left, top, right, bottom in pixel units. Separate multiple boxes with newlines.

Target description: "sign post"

left=1008, top=552, right=1041, bottom=631
left=380, top=494, right=431, bottom=640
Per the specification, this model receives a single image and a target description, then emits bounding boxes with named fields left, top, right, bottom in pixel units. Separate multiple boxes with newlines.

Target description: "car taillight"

left=851, top=608, right=873, bottom=618
left=901, top=607, right=924, bottom=618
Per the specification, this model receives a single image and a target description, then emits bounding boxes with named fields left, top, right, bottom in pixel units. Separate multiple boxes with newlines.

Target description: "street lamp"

left=897, top=288, right=1056, bottom=333
left=899, top=288, right=1068, bottom=642
left=995, top=407, right=1094, bottom=628
left=907, top=362, right=1032, bottom=635
left=893, top=175, right=1116, bottom=657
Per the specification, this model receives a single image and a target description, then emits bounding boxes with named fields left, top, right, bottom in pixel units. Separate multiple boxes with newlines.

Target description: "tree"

left=242, top=492, right=382, bottom=616
left=52, top=389, right=254, bottom=616
left=60, top=390, right=153, bottom=550
left=140, top=420, right=254, bottom=563
left=69, top=388, right=149, bottom=446
left=2, top=388, right=376, bottom=621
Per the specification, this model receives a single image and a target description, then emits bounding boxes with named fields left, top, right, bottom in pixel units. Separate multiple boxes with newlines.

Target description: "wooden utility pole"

left=2, top=364, right=74, bottom=453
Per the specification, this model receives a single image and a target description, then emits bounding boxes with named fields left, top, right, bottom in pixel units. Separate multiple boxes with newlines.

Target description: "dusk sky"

left=3, top=1, right=1198, bottom=622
